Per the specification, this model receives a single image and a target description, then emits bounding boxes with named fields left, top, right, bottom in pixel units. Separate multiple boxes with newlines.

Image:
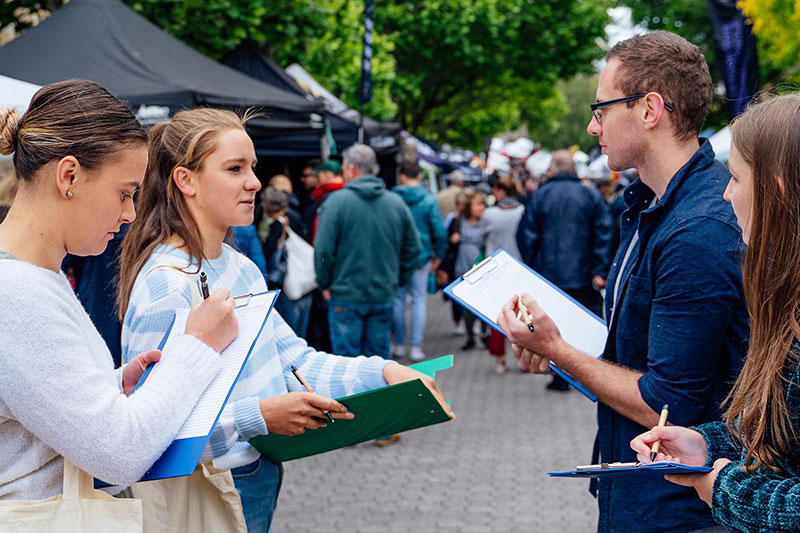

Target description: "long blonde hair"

left=117, top=108, right=255, bottom=317
left=723, top=93, right=800, bottom=472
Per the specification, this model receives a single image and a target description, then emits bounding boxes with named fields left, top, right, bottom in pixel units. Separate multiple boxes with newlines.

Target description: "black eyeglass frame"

left=590, top=93, right=674, bottom=122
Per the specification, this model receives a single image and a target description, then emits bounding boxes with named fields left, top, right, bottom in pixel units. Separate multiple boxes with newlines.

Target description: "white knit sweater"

left=0, top=258, right=222, bottom=500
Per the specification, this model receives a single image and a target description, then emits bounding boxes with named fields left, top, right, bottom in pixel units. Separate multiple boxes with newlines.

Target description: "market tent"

left=0, top=74, right=40, bottom=114
left=708, top=126, right=731, bottom=163
left=285, top=63, right=402, bottom=157
left=221, top=40, right=357, bottom=156
left=0, top=0, right=325, bottom=146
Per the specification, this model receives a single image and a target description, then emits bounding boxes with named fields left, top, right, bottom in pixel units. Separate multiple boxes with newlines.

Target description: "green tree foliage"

left=1, top=0, right=611, bottom=151
left=738, top=0, right=800, bottom=79
left=624, top=0, right=731, bottom=129
left=527, top=75, right=598, bottom=153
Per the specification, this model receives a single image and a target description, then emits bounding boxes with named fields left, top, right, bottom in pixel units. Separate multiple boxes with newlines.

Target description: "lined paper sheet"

left=451, top=251, right=607, bottom=357
left=149, top=291, right=276, bottom=439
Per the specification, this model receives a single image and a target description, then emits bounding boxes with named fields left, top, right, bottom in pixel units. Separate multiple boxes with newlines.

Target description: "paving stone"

left=272, top=294, right=598, bottom=531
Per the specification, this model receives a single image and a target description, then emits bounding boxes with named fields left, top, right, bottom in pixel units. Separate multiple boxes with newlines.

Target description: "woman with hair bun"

left=0, top=79, right=238, bottom=499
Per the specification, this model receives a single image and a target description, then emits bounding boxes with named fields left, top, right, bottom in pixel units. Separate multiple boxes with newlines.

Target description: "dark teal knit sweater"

left=695, top=341, right=800, bottom=532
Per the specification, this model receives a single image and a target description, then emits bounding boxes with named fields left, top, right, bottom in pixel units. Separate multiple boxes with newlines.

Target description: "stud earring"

left=66, top=190, right=73, bottom=199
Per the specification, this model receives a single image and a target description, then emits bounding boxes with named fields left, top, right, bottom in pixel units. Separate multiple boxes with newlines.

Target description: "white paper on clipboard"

left=451, top=250, right=607, bottom=359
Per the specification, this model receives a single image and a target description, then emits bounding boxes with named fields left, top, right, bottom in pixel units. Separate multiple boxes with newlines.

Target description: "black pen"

left=291, top=365, right=334, bottom=423
left=200, top=271, right=210, bottom=300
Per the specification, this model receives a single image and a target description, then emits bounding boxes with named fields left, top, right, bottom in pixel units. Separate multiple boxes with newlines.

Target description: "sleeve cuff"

left=233, top=396, right=268, bottom=439
left=358, top=356, right=394, bottom=390
left=691, top=424, right=719, bottom=467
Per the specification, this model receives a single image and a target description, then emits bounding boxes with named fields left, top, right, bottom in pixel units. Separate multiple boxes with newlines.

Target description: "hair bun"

left=0, top=108, right=20, bottom=156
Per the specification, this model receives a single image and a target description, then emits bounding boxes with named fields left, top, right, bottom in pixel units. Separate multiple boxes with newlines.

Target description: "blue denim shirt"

left=596, top=140, right=749, bottom=532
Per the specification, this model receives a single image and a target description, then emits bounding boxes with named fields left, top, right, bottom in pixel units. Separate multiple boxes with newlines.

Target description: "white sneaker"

left=409, top=346, right=426, bottom=362
left=472, top=321, right=482, bottom=335
left=451, top=323, right=465, bottom=335
left=392, top=343, right=406, bottom=359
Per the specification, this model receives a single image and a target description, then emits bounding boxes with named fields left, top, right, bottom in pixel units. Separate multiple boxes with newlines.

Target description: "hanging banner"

left=359, top=0, right=375, bottom=105
left=707, top=0, right=760, bottom=118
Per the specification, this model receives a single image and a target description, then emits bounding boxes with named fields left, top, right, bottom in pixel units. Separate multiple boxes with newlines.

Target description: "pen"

left=200, top=271, right=210, bottom=300
left=650, top=404, right=669, bottom=462
left=291, top=365, right=334, bottom=424
left=516, top=297, right=535, bottom=332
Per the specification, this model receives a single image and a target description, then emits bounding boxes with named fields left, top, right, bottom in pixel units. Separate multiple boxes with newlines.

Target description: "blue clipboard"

left=443, top=249, right=605, bottom=401
left=98, top=290, right=278, bottom=486
left=548, top=461, right=712, bottom=480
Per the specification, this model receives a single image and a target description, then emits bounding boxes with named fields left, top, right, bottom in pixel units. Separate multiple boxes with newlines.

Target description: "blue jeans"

left=328, top=298, right=393, bottom=358
left=231, top=457, right=283, bottom=533
left=393, top=261, right=430, bottom=346
left=274, top=291, right=313, bottom=338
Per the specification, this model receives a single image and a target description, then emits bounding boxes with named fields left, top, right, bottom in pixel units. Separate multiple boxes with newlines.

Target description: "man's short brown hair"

left=606, top=30, right=712, bottom=141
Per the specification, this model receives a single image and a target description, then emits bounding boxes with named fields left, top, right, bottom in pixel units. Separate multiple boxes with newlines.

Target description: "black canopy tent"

left=221, top=40, right=357, bottom=157
left=0, top=0, right=325, bottom=154
left=221, top=40, right=401, bottom=166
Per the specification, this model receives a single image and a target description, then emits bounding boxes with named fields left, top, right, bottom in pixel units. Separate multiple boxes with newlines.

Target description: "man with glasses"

left=499, top=31, right=748, bottom=532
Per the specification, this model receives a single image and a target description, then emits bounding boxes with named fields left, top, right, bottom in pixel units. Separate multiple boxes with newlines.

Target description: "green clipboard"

left=249, top=355, right=454, bottom=462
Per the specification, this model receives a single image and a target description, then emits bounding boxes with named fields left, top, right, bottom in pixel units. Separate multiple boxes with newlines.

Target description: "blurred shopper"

left=305, top=159, right=345, bottom=352
left=516, top=149, right=612, bottom=390
left=315, top=144, right=422, bottom=361
left=452, top=189, right=487, bottom=350
left=298, top=158, right=321, bottom=233
left=480, top=177, right=524, bottom=372
left=437, top=170, right=465, bottom=219
left=391, top=160, right=447, bottom=361
left=267, top=174, right=308, bottom=242
left=257, top=187, right=314, bottom=337
left=310, top=159, right=344, bottom=242
left=439, top=190, right=467, bottom=335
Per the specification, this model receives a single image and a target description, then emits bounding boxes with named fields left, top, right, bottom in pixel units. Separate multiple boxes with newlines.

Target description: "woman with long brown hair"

left=630, top=93, right=800, bottom=531
left=0, top=80, right=237, bottom=500
left=117, top=107, right=452, bottom=531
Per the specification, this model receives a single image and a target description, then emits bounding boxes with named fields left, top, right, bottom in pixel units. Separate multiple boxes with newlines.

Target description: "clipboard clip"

left=233, top=293, right=253, bottom=308
left=462, top=256, right=498, bottom=284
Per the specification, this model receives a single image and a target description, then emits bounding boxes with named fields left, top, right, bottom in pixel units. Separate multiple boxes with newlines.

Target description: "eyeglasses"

left=590, top=93, right=674, bottom=123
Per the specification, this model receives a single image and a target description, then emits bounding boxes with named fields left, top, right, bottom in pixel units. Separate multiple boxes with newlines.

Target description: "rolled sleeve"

left=636, top=219, right=745, bottom=425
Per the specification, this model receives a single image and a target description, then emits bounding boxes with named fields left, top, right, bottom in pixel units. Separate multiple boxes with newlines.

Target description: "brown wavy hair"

left=117, top=108, right=255, bottom=318
left=723, top=93, right=800, bottom=472
left=0, top=79, right=146, bottom=179
left=606, top=31, right=713, bottom=142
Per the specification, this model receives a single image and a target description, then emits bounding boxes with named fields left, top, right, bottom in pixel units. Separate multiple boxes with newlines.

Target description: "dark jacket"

left=516, top=173, right=612, bottom=290
left=392, top=184, right=448, bottom=264
left=314, top=175, right=422, bottom=304
left=696, top=342, right=800, bottom=532
left=597, top=140, right=749, bottom=532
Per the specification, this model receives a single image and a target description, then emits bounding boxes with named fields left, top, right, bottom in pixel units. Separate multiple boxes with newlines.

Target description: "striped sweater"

left=122, top=243, right=392, bottom=470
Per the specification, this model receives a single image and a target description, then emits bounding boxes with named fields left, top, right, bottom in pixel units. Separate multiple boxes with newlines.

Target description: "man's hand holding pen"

left=497, top=293, right=565, bottom=374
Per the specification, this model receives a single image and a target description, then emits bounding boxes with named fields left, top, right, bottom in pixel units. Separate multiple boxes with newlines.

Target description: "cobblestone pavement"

left=272, top=294, right=599, bottom=532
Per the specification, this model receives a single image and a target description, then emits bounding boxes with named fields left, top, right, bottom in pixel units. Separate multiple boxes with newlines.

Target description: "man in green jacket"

left=314, top=143, right=422, bottom=362
left=391, top=160, right=447, bottom=361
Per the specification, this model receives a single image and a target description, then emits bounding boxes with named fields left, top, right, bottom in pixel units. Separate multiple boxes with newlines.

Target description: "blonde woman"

left=118, top=108, right=452, bottom=531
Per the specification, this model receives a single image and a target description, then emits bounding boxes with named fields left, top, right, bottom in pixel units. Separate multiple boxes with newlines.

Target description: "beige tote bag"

left=128, top=264, right=247, bottom=533
left=0, top=460, right=143, bottom=532
left=129, top=463, right=246, bottom=533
